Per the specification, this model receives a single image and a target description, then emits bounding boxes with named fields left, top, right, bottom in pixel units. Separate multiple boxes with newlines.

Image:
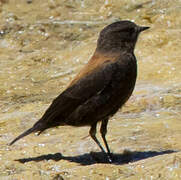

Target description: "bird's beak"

left=138, top=26, right=150, bottom=32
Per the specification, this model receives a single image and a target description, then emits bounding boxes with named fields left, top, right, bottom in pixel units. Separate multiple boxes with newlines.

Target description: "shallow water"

left=0, top=0, right=181, bottom=179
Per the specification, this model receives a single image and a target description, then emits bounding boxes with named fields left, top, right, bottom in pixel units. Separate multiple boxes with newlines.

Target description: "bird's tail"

left=9, top=124, right=40, bottom=146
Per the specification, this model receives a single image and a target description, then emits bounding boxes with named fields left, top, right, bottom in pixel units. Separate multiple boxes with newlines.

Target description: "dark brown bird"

left=9, top=21, right=149, bottom=162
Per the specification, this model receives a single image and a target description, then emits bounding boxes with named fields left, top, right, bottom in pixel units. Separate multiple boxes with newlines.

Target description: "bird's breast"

left=100, top=56, right=137, bottom=117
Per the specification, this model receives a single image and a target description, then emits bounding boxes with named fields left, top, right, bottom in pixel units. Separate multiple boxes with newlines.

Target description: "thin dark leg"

left=89, top=123, right=106, bottom=154
left=100, top=118, right=112, bottom=162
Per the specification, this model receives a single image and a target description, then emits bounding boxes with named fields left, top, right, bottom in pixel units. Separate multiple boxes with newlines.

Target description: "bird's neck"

left=93, top=50, right=121, bottom=60
left=96, top=41, right=135, bottom=55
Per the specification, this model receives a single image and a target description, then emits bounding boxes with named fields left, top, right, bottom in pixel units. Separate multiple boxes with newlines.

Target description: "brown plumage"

left=9, top=21, right=149, bottom=162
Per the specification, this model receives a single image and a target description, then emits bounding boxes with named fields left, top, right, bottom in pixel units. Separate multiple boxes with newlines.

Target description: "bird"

left=9, top=20, right=149, bottom=162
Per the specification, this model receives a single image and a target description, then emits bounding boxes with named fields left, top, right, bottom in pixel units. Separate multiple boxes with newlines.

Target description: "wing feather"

left=38, top=60, right=117, bottom=125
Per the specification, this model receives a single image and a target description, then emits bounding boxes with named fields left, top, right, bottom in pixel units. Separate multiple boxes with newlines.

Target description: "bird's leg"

left=100, top=118, right=112, bottom=162
left=89, top=123, right=106, bottom=154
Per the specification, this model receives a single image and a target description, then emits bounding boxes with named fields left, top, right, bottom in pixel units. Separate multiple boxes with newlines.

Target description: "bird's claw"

left=107, top=153, right=113, bottom=163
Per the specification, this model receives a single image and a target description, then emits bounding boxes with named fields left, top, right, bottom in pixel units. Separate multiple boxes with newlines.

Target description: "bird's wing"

left=39, top=60, right=118, bottom=124
left=10, top=60, right=118, bottom=145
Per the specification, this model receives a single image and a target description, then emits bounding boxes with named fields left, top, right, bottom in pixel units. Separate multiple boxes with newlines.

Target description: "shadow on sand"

left=16, top=149, right=176, bottom=165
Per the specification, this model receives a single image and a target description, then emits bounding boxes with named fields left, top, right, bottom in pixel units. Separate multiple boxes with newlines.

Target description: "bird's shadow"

left=16, top=149, right=177, bottom=165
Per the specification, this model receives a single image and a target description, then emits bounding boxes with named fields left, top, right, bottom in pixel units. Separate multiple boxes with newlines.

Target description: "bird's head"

left=97, top=20, right=149, bottom=53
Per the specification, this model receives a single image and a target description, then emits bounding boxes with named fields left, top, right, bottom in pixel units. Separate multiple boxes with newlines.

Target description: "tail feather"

left=9, top=126, right=38, bottom=146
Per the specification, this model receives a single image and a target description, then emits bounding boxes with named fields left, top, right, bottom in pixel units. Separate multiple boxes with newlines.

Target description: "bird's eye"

left=128, top=27, right=135, bottom=33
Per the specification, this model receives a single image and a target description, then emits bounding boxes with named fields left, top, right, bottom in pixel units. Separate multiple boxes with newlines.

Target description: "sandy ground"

left=0, top=0, right=181, bottom=179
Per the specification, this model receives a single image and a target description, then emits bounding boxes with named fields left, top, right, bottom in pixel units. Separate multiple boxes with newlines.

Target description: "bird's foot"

left=107, top=153, right=113, bottom=163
